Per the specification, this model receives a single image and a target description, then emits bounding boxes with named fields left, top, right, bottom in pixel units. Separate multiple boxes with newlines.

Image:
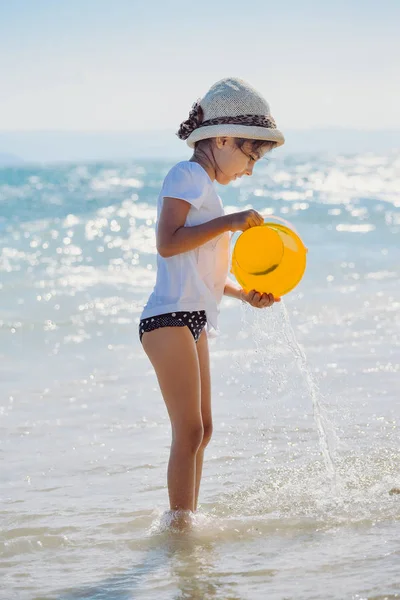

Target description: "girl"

left=139, top=77, right=285, bottom=525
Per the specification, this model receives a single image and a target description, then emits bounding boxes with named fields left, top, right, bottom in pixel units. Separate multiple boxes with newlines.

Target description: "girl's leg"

left=142, top=326, right=203, bottom=512
left=194, top=329, right=212, bottom=511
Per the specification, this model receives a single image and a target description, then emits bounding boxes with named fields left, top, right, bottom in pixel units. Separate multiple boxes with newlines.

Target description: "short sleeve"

left=161, top=162, right=208, bottom=210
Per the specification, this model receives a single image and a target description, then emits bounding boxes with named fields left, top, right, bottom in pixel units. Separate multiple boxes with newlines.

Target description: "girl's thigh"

left=141, top=326, right=202, bottom=430
left=196, top=330, right=212, bottom=433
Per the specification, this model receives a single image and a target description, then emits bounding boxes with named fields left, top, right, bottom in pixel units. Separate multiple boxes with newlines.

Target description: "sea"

left=1, top=152, right=399, bottom=600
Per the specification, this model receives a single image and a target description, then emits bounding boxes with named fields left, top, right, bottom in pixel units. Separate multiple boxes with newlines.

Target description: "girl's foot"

left=163, top=509, right=194, bottom=532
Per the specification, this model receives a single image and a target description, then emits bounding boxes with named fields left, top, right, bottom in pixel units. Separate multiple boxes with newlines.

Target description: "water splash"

left=280, top=301, right=337, bottom=484
left=237, top=300, right=338, bottom=485
left=216, top=448, right=400, bottom=525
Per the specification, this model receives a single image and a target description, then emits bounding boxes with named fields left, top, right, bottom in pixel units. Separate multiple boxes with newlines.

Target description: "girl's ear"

left=215, top=136, right=229, bottom=149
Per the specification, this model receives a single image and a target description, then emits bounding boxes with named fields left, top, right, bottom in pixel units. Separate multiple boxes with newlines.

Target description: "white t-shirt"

left=140, top=161, right=230, bottom=333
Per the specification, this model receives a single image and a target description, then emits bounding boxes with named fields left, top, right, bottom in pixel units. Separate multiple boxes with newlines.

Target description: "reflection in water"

left=169, top=535, right=239, bottom=600
left=58, top=531, right=244, bottom=600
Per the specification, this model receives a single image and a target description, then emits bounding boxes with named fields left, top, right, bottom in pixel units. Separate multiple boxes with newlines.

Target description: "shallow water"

left=1, top=154, right=399, bottom=599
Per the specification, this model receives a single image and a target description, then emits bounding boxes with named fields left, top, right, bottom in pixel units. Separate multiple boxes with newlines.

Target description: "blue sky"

left=1, top=0, right=399, bottom=132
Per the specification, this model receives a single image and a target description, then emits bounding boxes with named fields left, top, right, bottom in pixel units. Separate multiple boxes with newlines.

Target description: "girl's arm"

left=223, top=278, right=245, bottom=301
left=157, top=197, right=263, bottom=258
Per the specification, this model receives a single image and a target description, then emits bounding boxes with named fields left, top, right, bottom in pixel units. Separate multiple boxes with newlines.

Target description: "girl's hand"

left=229, top=209, right=264, bottom=232
left=240, top=289, right=281, bottom=308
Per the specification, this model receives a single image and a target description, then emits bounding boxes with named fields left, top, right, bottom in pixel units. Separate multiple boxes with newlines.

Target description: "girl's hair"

left=233, top=138, right=277, bottom=155
left=194, top=137, right=277, bottom=156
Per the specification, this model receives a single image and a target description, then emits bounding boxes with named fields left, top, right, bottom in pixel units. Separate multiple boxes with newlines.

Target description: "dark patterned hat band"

left=199, top=113, right=277, bottom=130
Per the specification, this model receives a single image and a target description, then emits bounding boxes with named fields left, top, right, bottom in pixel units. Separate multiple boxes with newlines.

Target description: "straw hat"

left=178, top=77, right=285, bottom=148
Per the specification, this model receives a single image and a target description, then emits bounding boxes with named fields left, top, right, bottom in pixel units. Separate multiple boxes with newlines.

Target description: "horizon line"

left=1, top=127, right=400, bottom=134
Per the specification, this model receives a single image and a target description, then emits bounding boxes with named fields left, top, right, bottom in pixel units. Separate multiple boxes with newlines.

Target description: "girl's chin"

left=217, top=174, right=236, bottom=185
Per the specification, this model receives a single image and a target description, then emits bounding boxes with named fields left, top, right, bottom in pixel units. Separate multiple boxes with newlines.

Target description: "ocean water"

left=1, top=153, right=399, bottom=600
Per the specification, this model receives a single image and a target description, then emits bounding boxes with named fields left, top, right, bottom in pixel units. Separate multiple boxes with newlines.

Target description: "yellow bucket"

left=231, top=220, right=307, bottom=297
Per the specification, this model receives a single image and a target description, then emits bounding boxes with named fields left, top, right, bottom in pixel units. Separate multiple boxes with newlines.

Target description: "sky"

left=0, top=0, right=399, bottom=133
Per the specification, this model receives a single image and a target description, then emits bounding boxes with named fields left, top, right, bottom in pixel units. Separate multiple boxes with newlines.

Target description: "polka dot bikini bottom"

left=139, top=310, right=207, bottom=343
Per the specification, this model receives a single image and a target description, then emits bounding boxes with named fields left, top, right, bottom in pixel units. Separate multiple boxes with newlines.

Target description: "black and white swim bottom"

left=139, top=310, right=207, bottom=343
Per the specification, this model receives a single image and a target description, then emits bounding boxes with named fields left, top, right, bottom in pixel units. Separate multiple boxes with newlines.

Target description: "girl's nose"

left=244, top=163, right=254, bottom=176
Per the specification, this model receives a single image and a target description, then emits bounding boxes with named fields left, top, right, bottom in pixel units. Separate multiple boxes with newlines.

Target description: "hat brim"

left=186, top=124, right=285, bottom=148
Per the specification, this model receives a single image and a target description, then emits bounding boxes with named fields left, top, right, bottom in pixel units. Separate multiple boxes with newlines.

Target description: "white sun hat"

left=177, top=77, right=285, bottom=148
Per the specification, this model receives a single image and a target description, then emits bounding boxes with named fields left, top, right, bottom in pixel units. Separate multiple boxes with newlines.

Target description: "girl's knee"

left=201, top=421, right=213, bottom=449
left=174, top=422, right=204, bottom=455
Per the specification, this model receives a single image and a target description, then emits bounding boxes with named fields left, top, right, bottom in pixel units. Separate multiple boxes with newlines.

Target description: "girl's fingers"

left=260, top=293, right=275, bottom=308
left=259, top=294, right=270, bottom=307
left=248, top=215, right=263, bottom=228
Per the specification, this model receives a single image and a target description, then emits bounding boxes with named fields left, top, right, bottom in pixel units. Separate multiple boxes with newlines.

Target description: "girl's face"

left=213, top=137, right=266, bottom=185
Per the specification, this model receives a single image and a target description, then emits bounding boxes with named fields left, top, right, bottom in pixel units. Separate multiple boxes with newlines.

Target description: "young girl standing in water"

left=140, top=77, right=285, bottom=524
